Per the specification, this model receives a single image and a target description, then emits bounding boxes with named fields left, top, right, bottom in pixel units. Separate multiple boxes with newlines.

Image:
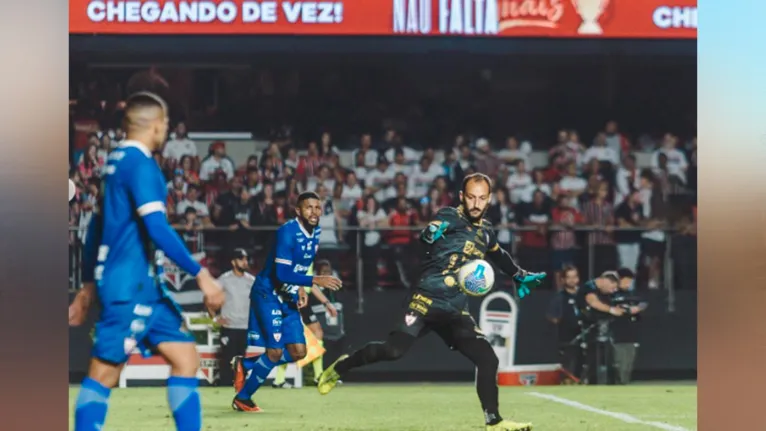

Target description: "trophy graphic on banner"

left=571, top=0, right=610, bottom=35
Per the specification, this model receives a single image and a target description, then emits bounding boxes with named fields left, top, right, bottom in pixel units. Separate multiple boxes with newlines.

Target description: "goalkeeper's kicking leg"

left=317, top=331, right=415, bottom=394
left=451, top=335, right=532, bottom=431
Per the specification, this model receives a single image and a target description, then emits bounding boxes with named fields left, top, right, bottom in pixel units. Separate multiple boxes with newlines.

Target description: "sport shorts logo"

left=404, top=314, right=417, bottom=326
left=274, top=333, right=282, bottom=342
left=123, top=337, right=137, bottom=354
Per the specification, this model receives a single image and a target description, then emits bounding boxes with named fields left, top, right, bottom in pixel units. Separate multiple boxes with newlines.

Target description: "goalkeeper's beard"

left=465, top=206, right=487, bottom=223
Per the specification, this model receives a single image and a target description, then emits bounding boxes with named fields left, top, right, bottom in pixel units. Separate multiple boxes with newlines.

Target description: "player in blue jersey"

left=230, top=191, right=342, bottom=412
left=69, top=92, right=225, bottom=431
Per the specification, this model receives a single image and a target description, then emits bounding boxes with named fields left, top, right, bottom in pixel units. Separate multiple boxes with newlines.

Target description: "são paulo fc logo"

left=404, top=313, right=417, bottom=326
left=160, top=251, right=207, bottom=290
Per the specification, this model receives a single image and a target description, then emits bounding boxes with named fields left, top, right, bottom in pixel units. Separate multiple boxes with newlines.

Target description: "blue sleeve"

left=127, top=157, right=167, bottom=217
left=274, top=227, right=313, bottom=287
left=127, top=157, right=202, bottom=276
left=81, top=215, right=102, bottom=283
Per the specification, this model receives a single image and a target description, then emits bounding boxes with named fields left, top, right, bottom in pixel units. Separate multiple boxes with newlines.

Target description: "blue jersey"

left=95, top=141, right=169, bottom=304
left=251, top=218, right=322, bottom=303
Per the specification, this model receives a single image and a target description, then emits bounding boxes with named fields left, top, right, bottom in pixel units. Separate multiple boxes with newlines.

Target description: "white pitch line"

left=528, top=392, right=693, bottom=431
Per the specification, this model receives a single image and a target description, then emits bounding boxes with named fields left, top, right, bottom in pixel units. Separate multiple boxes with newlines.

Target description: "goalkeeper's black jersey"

left=414, top=206, right=500, bottom=313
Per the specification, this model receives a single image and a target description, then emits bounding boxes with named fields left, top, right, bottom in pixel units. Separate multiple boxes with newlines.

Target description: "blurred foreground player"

left=272, top=259, right=340, bottom=388
left=230, top=191, right=342, bottom=412
left=69, top=92, right=225, bottom=431
left=318, top=174, right=536, bottom=431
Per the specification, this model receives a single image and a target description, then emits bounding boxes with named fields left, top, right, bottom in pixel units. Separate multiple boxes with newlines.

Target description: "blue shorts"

left=92, top=298, right=195, bottom=364
left=247, top=296, right=305, bottom=349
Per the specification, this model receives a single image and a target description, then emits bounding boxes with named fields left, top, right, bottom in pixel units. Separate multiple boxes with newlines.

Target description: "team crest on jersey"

left=160, top=251, right=207, bottom=291
left=274, top=333, right=282, bottom=342
left=404, top=313, right=417, bottom=326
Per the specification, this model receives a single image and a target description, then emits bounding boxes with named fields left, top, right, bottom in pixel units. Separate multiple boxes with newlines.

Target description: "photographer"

left=576, top=268, right=641, bottom=384
left=610, top=273, right=647, bottom=384
left=546, top=265, right=584, bottom=383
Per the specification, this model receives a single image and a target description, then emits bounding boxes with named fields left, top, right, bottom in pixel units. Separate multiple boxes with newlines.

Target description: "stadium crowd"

left=69, top=108, right=697, bottom=293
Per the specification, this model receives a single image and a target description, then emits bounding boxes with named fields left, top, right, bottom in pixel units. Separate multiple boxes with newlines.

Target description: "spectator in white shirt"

left=386, top=173, right=415, bottom=201
left=316, top=184, right=342, bottom=245
left=505, top=160, right=533, bottom=204
left=558, top=162, right=588, bottom=206
left=550, top=130, right=586, bottom=171
left=353, top=151, right=369, bottom=184
left=391, top=150, right=411, bottom=175
left=456, top=144, right=474, bottom=171
left=284, top=147, right=299, bottom=171
left=651, top=133, right=688, bottom=184
left=341, top=171, right=364, bottom=203
left=408, top=156, right=443, bottom=198
left=365, top=156, right=396, bottom=202
left=351, top=134, right=379, bottom=169
left=162, top=122, right=197, bottom=165
left=357, top=195, right=389, bottom=290
left=319, top=132, right=341, bottom=160
left=583, top=132, right=619, bottom=166
left=384, top=141, right=419, bottom=165
left=614, top=154, right=641, bottom=206
left=519, top=169, right=553, bottom=203
left=497, top=136, right=530, bottom=171
left=605, top=120, right=630, bottom=160
left=199, top=141, right=235, bottom=181
left=306, top=164, right=336, bottom=194
left=176, top=185, right=212, bottom=226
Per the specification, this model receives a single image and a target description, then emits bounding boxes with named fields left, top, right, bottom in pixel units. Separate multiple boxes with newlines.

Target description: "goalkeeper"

left=317, top=174, right=544, bottom=431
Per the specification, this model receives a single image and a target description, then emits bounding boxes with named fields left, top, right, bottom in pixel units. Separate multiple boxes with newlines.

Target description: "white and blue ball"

left=458, top=259, right=495, bottom=296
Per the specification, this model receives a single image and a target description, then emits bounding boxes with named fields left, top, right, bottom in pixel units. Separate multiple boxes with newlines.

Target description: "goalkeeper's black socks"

left=484, top=411, right=503, bottom=426
left=337, top=332, right=415, bottom=375
left=336, top=342, right=385, bottom=374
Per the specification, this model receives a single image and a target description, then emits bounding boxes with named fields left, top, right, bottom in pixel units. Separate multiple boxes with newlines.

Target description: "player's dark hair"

left=125, top=91, right=167, bottom=114
left=297, top=191, right=320, bottom=206
left=617, top=267, right=635, bottom=279
left=461, top=173, right=493, bottom=193
left=123, top=92, right=168, bottom=132
left=562, top=265, right=578, bottom=277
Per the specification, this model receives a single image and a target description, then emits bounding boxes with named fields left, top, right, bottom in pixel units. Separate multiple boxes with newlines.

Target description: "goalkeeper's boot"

left=272, top=381, right=293, bottom=389
left=486, top=420, right=533, bottom=431
left=232, top=397, right=262, bottom=413
left=317, top=354, right=348, bottom=395
left=231, top=356, right=246, bottom=393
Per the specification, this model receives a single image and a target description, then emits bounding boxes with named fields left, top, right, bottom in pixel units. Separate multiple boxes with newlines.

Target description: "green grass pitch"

left=69, top=382, right=697, bottom=430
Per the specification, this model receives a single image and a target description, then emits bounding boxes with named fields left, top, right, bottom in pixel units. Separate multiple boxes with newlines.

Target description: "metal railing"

left=68, top=225, right=696, bottom=314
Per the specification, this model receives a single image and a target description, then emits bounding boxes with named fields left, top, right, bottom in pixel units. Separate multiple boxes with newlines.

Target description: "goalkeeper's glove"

left=513, top=270, right=547, bottom=299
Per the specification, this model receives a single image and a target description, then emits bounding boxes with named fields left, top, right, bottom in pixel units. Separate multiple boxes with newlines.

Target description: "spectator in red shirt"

left=297, top=141, right=322, bottom=180
left=550, top=194, right=585, bottom=288
left=582, top=181, right=617, bottom=276
left=384, top=197, right=419, bottom=289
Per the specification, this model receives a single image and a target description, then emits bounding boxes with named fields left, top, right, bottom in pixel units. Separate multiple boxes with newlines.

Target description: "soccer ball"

left=458, top=259, right=495, bottom=297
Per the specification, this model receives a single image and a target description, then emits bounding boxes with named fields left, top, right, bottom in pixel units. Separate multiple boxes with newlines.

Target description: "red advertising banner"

left=69, top=0, right=697, bottom=39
